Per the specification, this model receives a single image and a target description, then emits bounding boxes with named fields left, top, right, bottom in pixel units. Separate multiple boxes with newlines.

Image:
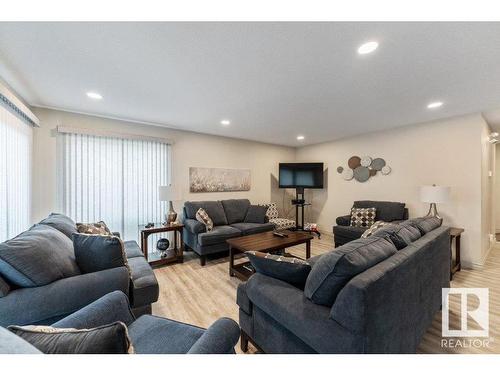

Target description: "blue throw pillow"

left=246, top=251, right=311, bottom=288
left=73, top=233, right=129, bottom=274
left=304, top=236, right=397, bottom=306
left=8, top=322, right=133, bottom=354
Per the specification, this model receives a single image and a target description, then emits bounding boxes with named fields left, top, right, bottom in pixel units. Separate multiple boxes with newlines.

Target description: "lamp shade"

left=158, top=185, right=182, bottom=202
left=420, top=185, right=451, bottom=204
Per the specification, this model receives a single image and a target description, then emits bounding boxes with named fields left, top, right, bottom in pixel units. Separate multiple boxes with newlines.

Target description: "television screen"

left=279, top=163, right=324, bottom=189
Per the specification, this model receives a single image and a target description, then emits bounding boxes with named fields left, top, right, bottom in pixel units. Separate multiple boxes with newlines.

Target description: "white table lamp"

left=159, top=185, right=182, bottom=225
left=420, top=184, right=450, bottom=220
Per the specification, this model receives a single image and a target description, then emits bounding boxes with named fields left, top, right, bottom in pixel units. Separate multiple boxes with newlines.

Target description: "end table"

left=450, top=227, right=464, bottom=280
left=139, top=223, right=184, bottom=267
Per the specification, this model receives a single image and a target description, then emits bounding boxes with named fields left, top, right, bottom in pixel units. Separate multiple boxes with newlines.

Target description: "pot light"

left=220, top=119, right=231, bottom=126
left=297, top=135, right=305, bottom=141
left=357, top=41, right=379, bottom=55
left=427, top=101, right=443, bottom=109
left=86, top=92, right=103, bottom=100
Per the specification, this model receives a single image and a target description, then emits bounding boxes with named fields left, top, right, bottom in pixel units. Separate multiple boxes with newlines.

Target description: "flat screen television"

left=279, top=162, right=324, bottom=189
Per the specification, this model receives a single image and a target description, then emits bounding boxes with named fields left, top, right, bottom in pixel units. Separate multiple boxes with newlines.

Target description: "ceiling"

left=1, top=22, right=500, bottom=146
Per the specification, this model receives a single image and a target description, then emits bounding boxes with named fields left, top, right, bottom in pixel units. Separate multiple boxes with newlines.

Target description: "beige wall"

left=31, top=107, right=295, bottom=223
left=296, top=114, right=491, bottom=267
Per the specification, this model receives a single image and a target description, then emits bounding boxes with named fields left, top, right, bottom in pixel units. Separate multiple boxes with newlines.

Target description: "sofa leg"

left=240, top=330, right=249, bottom=352
left=200, top=255, right=206, bottom=266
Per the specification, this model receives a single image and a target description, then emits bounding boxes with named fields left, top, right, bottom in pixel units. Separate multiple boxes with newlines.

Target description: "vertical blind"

left=0, top=104, right=33, bottom=242
left=57, top=131, right=171, bottom=241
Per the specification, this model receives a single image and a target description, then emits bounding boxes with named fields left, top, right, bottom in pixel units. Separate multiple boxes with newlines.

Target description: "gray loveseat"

left=237, top=219, right=450, bottom=353
left=0, top=213, right=159, bottom=327
left=0, top=291, right=240, bottom=354
left=333, top=200, right=409, bottom=247
left=183, top=199, right=275, bottom=265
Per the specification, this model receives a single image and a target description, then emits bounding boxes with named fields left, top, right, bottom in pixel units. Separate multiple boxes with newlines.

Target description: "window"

left=57, top=130, right=171, bottom=241
left=0, top=104, right=33, bottom=242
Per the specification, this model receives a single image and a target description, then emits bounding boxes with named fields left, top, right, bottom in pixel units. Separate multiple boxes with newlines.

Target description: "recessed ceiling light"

left=297, top=135, right=305, bottom=141
left=86, top=92, right=103, bottom=100
left=357, top=41, right=379, bottom=55
left=220, top=119, right=231, bottom=126
left=427, top=101, right=443, bottom=109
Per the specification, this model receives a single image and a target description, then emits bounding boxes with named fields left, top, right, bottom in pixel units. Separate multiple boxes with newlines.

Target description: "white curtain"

left=57, top=132, right=171, bottom=241
left=0, top=104, right=33, bottom=242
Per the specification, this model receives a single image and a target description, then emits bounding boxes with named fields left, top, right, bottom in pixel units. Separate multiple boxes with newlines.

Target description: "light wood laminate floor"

left=152, top=235, right=500, bottom=353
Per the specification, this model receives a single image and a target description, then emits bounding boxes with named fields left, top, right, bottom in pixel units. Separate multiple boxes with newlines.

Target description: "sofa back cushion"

left=371, top=221, right=422, bottom=250
left=244, top=205, right=268, bottom=224
left=184, top=201, right=228, bottom=226
left=304, top=236, right=397, bottom=306
left=0, top=224, right=81, bottom=287
left=38, top=213, right=77, bottom=239
left=221, top=199, right=251, bottom=224
left=353, top=200, right=406, bottom=222
left=407, top=216, right=442, bottom=235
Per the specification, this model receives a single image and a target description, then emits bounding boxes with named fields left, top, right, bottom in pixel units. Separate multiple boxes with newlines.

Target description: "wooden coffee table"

left=226, top=230, right=314, bottom=281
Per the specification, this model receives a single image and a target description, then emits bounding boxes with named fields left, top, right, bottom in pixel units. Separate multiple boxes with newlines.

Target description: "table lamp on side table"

left=420, top=184, right=451, bottom=220
left=159, top=185, right=182, bottom=225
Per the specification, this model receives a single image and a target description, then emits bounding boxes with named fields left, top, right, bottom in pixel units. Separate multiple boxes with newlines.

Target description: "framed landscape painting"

left=189, top=167, right=251, bottom=193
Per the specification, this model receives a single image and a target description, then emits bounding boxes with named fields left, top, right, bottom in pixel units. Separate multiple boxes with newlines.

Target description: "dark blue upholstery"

left=38, top=213, right=77, bottom=239
left=73, top=233, right=126, bottom=273
left=0, top=274, right=10, bottom=297
left=182, top=200, right=275, bottom=263
left=0, top=327, right=42, bottom=354
left=238, top=226, right=450, bottom=353
left=123, top=240, right=144, bottom=258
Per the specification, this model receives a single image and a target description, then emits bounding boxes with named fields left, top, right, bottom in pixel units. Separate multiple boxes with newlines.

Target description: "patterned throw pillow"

left=76, top=221, right=112, bottom=236
left=196, top=208, right=214, bottom=232
left=350, top=207, right=376, bottom=228
left=261, top=203, right=279, bottom=220
left=361, top=220, right=388, bottom=238
left=8, top=323, right=134, bottom=354
left=246, top=251, right=311, bottom=288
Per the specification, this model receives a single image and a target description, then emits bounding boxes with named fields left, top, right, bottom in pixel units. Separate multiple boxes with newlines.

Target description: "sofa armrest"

left=183, top=218, right=206, bottom=234
left=0, top=267, right=130, bottom=327
left=187, top=318, right=240, bottom=354
left=336, top=215, right=351, bottom=226
left=53, top=291, right=135, bottom=329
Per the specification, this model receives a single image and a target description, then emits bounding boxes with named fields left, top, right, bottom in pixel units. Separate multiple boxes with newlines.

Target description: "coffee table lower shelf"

left=230, top=261, right=254, bottom=281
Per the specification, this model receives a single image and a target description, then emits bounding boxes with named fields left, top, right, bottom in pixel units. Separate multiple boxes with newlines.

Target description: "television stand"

left=289, top=187, right=321, bottom=239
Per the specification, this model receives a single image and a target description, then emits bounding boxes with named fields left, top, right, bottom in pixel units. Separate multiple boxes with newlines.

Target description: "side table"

left=449, top=227, right=464, bottom=280
left=139, top=223, right=184, bottom=267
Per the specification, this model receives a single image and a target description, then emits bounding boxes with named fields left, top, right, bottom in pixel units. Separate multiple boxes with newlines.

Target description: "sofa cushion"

left=304, top=236, right=397, bottom=306
left=0, top=224, right=81, bottom=287
left=333, top=225, right=366, bottom=241
left=127, top=256, right=159, bottom=307
left=183, top=219, right=206, bottom=234
left=0, top=275, right=10, bottom=297
left=184, top=201, right=228, bottom=226
left=128, top=315, right=204, bottom=354
left=229, top=222, right=274, bottom=236
left=408, top=216, right=442, bottom=235
left=123, top=240, right=144, bottom=259
left=361, top=221, right=389, bottom=238
left=198, top=225, right=241, bottom=246
left=372, top=222, right=422, bottom=250
left=38, top=213, right=77, bottom=239
left=247, top=251, right=311, bottom=288
left=244, top=205, right=268, bottom=224
left=221, top=199, right=251, bottom=224
left=8, top=322, right=133, bottom=354
left=73, top=233, right=128, bottom=274
left=353, top=200, right=406, bottom=222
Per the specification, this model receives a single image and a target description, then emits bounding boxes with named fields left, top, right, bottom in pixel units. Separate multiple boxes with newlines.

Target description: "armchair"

left=0, top=291, right=240, bottom=354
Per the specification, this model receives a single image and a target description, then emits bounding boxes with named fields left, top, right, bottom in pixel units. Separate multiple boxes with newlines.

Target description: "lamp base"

left=425, top=202, right=442, bottom=220
left=165, top=200, right=178, bottom=225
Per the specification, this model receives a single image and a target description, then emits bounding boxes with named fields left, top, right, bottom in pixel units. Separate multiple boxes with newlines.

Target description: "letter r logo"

left=442, top=288, right=489, bottom=337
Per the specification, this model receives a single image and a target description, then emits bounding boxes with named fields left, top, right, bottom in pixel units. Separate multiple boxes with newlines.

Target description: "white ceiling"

left=1, top=22, right=500, bottom=146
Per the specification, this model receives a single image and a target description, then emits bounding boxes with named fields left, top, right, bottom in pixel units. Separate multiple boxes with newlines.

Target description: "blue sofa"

left=0, top=213, right=159, bottom=327
left=0, top=291, right=240, bottom=354
left=237, top=220, right=450, bottom=353
left=183, top=199, right=275, bottom=265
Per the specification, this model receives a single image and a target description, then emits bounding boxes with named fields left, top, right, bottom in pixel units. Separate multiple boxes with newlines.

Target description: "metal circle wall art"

left=338, top=156, right=391, bottom=183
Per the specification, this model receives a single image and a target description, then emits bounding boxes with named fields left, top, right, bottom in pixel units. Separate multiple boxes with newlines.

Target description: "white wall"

left=296, top=114, right=491, bottom=267
left=31, top=107, right=296, bottom=223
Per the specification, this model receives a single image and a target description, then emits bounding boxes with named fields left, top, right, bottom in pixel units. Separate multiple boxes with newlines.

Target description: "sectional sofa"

left=0, top=213, right=159, bottom=327
left=183, top=199, right=275, bottom=265
left=237, top=217, right=449, bottom=353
